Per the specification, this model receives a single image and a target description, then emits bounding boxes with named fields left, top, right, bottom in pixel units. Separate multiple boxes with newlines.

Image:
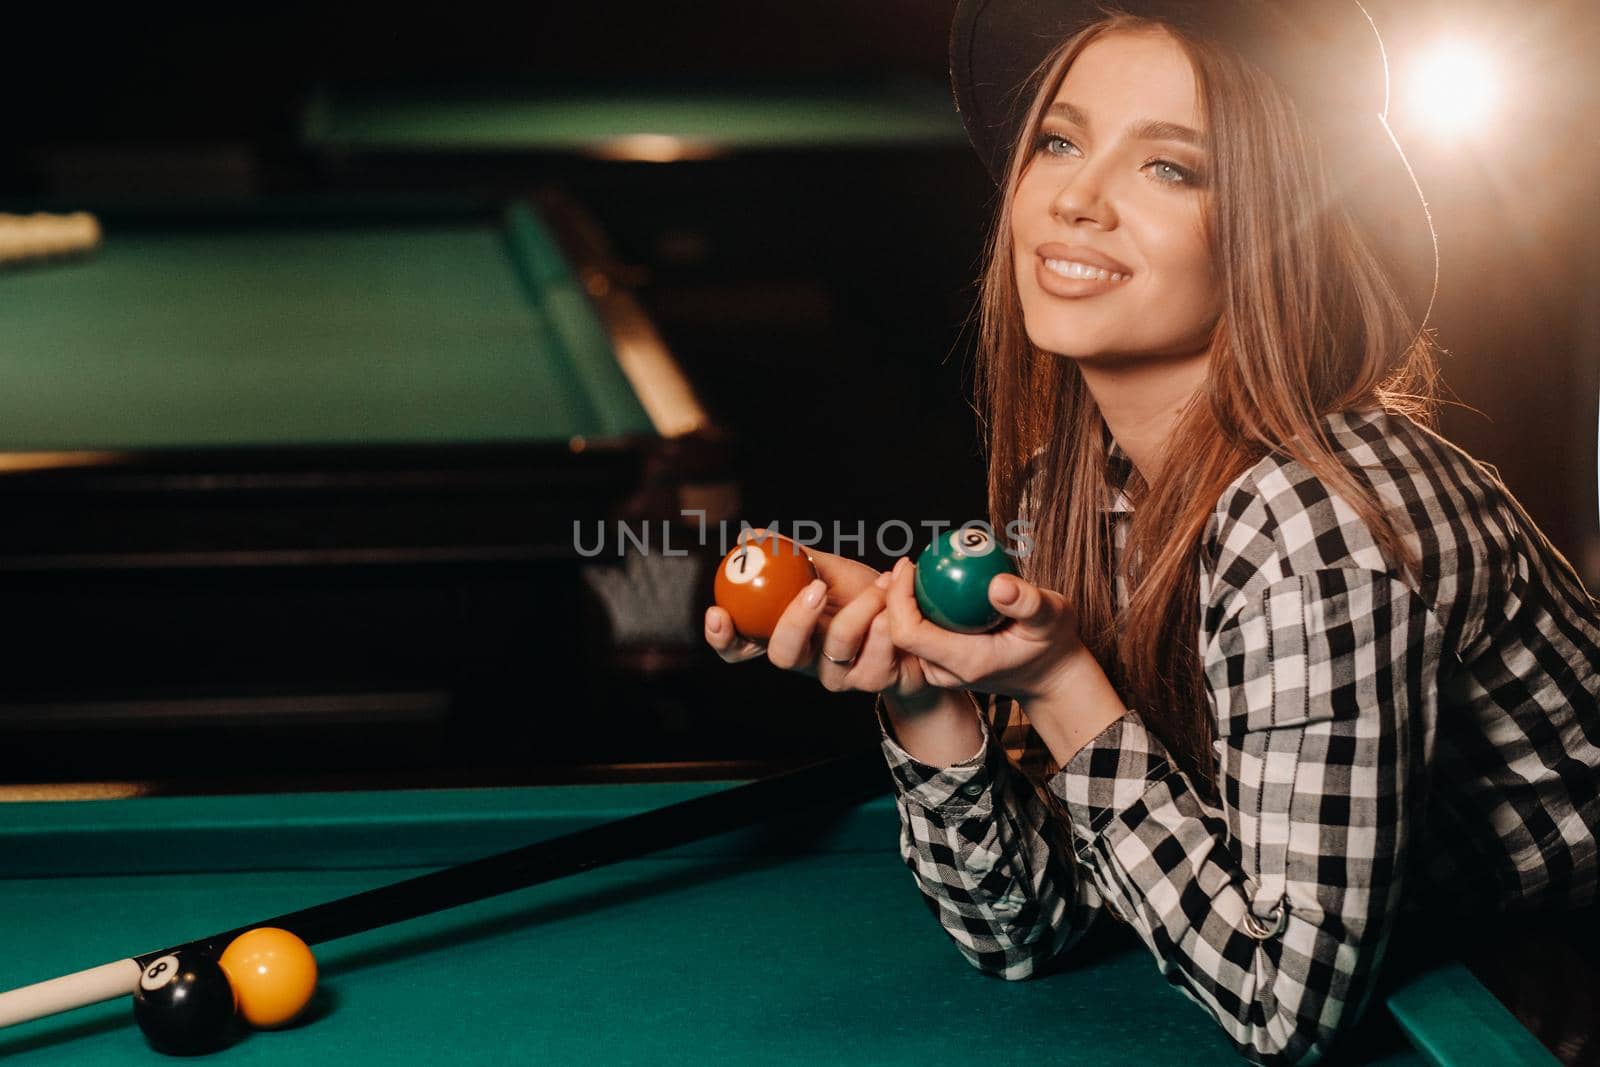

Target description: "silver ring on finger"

left=822, top=650, right=856, bottom=666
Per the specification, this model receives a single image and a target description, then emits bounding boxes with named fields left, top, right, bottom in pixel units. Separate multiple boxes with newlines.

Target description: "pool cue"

left=0, top=211, right=102, bottom=268
left=0, top=743, right=890, bottom=1029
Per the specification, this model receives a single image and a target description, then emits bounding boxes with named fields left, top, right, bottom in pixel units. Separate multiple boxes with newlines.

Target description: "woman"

left=704, top=2, right=1600, bottom=1063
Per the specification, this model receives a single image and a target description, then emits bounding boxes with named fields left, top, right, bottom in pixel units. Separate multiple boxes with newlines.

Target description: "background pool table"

left=0, top=777, right=1551, bottom=1066
left=301, top=82, right=968, bottom=157
left=0, top=200, right=662, bottom=451
left=0, top=195, right=731, bottom=783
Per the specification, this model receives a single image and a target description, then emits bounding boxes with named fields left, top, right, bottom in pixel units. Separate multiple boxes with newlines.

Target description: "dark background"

left=0, top=0, right=1595, bottom=788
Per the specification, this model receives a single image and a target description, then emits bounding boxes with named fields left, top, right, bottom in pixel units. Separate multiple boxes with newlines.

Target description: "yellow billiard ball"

left=218, top=927, right=318, bottom=1029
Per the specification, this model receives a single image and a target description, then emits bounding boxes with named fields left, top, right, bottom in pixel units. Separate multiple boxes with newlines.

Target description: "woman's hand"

left=882, top=555, right=1086, bottom=701
left=704, top=542, right=932, bottom=703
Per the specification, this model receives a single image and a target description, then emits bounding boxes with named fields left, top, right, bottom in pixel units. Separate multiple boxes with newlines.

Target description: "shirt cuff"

left=875, top=694, right=1002, bottom=818
left=1044, top=710, right=1176, bottom=861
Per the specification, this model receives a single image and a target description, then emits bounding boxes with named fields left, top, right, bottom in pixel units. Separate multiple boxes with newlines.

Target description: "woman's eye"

left=1149, top=160, right=1197, bottom=186
left=1030, top=132, right=1081, bottom=157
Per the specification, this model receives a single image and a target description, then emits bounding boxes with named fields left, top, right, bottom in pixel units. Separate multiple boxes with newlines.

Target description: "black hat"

left=950, top=0, right=1438, bottom=334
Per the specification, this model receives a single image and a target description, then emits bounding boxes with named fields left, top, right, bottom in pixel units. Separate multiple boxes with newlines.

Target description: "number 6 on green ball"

left=913, top=526, right=1019, bottom=634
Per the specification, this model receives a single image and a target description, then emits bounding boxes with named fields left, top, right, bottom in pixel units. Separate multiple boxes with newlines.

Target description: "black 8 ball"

left=132, top=951, right=238, bottom=1055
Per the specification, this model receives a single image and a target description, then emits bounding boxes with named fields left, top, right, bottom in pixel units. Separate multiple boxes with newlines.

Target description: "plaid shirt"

left=876, top=406, right=1600, bottom=1066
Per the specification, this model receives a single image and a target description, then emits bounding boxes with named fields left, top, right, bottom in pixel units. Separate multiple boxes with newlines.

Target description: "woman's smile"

left=1035, top=255, right=1132, bottom=297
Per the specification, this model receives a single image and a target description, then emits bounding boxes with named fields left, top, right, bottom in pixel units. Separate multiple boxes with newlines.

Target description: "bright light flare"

left=1401, top=40, right=1500, bottom=139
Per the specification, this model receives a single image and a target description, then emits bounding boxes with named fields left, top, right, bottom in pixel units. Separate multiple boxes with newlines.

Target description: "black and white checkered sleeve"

left=1046, top=567, right=1448, bottom=1066
left=876, top=694, right=1105, bottom=979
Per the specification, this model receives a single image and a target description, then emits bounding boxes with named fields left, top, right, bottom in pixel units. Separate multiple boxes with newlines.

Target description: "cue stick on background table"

left=0, top=743, right=890, bottom=1029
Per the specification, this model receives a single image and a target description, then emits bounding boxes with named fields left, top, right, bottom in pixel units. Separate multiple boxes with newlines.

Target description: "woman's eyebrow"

left=1047, top=101, right=1204, bottom=148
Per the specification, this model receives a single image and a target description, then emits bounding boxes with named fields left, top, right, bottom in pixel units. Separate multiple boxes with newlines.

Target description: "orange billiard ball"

left=217, top=927, right=318, bottom=1029
left=713, top=533, right=819, bottom=640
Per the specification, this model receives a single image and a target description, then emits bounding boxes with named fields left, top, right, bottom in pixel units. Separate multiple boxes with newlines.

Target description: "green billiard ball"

left=913, top=526, right=1020, bottom=633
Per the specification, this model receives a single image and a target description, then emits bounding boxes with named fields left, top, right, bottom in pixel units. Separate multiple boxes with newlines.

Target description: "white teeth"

left=1043, top=258, right=1127, bottom=282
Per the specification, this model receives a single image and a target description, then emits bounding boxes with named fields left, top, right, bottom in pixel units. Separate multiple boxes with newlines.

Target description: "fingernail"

left=803, top=580, right=825, bottom=608
left=992, top=577, right=1019, bottom=604
left=709, top=615, right=723, bottom=633
left=874, top=572, right=891, bottom=589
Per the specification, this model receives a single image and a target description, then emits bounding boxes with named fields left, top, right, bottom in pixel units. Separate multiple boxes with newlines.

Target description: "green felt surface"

left=301, top=81, right=966, bottom=153
left=0, top=203, right=652, bottom=451
left=1386, top=964, right=1560, bottom=1066
left=0, top=783, right=1447, bottom=1065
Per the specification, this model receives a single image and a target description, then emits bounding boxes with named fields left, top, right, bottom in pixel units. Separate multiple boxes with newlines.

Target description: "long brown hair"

left=975, top=11, right=1438, bottom=798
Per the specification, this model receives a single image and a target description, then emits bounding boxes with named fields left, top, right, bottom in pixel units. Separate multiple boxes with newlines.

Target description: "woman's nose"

left=1049, top=163, right=1116, bottom=227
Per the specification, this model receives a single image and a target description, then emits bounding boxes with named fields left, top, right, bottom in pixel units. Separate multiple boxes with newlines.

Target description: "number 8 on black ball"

left=132, top=951, right=238, bottom=1055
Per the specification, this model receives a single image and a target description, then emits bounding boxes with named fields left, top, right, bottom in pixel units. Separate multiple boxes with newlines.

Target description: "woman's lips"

left=1033, top=255, right=1132, bottom=298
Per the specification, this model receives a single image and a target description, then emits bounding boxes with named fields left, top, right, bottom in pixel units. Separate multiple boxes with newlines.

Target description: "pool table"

left=0, top=774, right=1553, bottom=1065
left=0, top=194, right=717, bottom=557
left=0, top=196, right=730, bottom=778
left=300, top=80, right=968, bottom=159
